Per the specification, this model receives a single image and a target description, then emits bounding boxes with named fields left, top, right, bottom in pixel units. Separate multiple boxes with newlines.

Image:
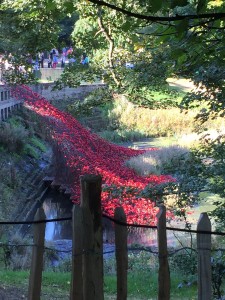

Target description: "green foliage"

left=0, top=109, right=50, bottom=224
left=58, top=13, right=79, bottom=46
left=15, top=107, right=49, bottom=140
left=125, top=86, right=182, bottom=109
left=211, top=250, right=225, bottom=299
left=23, top=144, right=39, bottom=159
left=67, top=87, right=112, bottom=117
left=0, top=0, right=65, bottom=54
left=104, top=96, right=197, bottom=137
left=193, top=134, right=225, bottom=229
left=2, top=234, right=32, bottom=271
left=0, top=110, right=48, bottom=157
left=169, top=249, right=197, bottom=278
left=30, top=136, right=47, bottom=152
left=54, top=62, right=103, bottom=89
left=99, top=129, right=147, bottom=143
left=0, top=122, right=28, bottom=153
left=181, top=64, right=225, bottom=121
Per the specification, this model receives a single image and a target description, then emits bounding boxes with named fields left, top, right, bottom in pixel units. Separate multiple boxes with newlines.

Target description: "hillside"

left=0, top=108, right=53, bottom=224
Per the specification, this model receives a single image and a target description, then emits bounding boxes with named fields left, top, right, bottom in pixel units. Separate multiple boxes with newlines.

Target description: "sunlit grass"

left=125, top=145, right=190, bottom=176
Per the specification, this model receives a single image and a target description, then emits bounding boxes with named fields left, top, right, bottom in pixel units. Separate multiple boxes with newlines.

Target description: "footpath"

left=167, top=77, right=196, bottom=92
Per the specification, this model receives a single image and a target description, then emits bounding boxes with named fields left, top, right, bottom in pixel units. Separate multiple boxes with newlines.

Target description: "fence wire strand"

left=0, top=212, right=224, bottom=236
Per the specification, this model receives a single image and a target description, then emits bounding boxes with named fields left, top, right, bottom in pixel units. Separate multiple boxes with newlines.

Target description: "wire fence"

left=0, top=210, right=224, bottom=262
left=0, top=211, right=225, bottom=234
left=0, top=206, right=224, bottom=299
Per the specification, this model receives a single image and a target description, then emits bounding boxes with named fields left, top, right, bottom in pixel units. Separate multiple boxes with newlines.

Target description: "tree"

left=2, top=0, right=225, bottom=225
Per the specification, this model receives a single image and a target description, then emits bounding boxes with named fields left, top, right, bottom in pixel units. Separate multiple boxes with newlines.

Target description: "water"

left=43, top=189, right=72, bottom=241
left=42, top=189, right=189, bottom=248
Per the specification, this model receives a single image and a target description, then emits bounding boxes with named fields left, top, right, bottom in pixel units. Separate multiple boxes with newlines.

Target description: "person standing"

left=80, top=53, right=89, bottom=65
left=47, top=54, right=52, bottom=68
left=61, top=53, right=66, bottom=68
left=38, top=52, right=44, bottom=68
left=52, top=54, right=58, bottom=68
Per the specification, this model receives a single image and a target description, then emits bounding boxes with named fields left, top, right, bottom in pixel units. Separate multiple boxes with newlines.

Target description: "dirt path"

left=167, top=77, right=196, bottom=92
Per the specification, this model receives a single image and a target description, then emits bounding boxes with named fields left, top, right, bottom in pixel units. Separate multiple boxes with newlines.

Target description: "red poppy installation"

left=11, top=85, right=174, bottom=225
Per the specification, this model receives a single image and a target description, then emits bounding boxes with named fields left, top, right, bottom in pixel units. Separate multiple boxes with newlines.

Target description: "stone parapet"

left=30, top=82, right=107, bottom=101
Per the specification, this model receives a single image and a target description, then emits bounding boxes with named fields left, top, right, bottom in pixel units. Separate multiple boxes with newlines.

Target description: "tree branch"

left=97, top=7, right=120, bottom=86
left=88, top=0, right=225, bottom=23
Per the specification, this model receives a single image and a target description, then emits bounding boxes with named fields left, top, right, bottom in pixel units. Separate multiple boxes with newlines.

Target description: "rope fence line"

left=0, top=213, right=224, bottom=236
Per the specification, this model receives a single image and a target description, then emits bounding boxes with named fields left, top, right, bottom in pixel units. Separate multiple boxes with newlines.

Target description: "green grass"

left=30, top=136, right=47, bottom=152
left=0, top=270, right=29, bottom=286
left=0, top=270, right=70, bottom=299
left=23, top=144, right=39, bottom=159
left=104, top=271, right=197, bottom=299
left=0, top=269, right=197, bottom=299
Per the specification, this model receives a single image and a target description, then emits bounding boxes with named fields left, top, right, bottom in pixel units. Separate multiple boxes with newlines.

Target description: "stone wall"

left=31, top=82, right=107, bottom=101
left=34, top=68, right=63, bottom=82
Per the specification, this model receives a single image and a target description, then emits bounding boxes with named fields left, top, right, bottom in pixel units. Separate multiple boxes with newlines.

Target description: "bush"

left=2, top=234, right=32, bottom=270
left=0, top=122, right=28, bottom=153
left=99, top=129, right=147, bottom=143
left=126, top=86, right=184, bottom=109
left=169, top=249, right=197, bottom=284
left=67, top=88, right=112, bottom=117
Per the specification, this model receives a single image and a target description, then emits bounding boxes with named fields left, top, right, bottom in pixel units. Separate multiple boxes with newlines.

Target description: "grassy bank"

left=64, top=86, right=225, bottom=144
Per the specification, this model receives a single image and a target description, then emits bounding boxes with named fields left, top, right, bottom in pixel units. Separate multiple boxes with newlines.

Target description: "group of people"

left=0, top=47, right=90, bottom=76
left=46, top=47, right=89, bottom=69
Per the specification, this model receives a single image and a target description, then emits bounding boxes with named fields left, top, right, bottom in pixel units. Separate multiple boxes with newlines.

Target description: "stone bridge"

left=0, top=82, right=106, bottom=121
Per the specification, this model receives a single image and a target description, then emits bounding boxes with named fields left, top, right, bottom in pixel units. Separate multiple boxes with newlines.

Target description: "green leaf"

left=171, top=0, right=188, bottom=9
left=64, top=1, right=75, bottom=13
left=170, top=48, right=186, bottom=59
left=151, top=0, right=163, bottom=12
left=175, top=18, right=189, bottom=38
left=45, top=0, right=57, bottom=12
left=177, top=53, right=187, bottom=65
left=197, top=0, right=207, bottom=13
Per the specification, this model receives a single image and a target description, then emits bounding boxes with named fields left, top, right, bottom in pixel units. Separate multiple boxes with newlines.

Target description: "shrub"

left=128, top=251, right=157, bottom=274
left=3, top=233, right=32, bottom=270
left=0, top=123, right=28, bottom=153
left=99, top=129, right=147, bottom=143
left=67, top=88, right=112, bottom=117
left=169, top=249, right=197, bottom=284
left=57, top=258, right=72, bottom=272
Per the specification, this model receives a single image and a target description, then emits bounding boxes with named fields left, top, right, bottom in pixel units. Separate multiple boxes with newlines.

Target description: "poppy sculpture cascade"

left=11, top=85, right=174, bottom=225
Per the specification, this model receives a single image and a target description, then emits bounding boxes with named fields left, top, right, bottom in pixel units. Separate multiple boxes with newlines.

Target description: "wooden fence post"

left=28, top=207, right=46, bottom=300
left=197, top=212, right=212, bottom=300
left=115, top=206, right=128, bottom=300
left=157, top=204, right=170, bottom=300
left=70, top=205, right=83, bottom=300
left=80, top=174, right=104, bottom=300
